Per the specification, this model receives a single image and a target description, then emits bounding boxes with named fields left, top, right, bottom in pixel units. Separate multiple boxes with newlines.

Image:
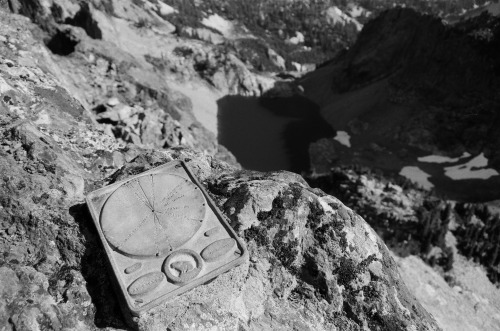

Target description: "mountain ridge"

left=303, top=7, right=500, bottom=201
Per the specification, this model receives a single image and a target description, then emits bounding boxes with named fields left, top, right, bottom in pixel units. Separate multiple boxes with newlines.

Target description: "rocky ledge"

left=0, top=128, right=440, bottom=330
left=0, top=7, right=439, bottom=331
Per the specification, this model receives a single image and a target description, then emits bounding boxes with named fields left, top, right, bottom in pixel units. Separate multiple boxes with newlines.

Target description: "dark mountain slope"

left=302, top=8, right=500, bottom=201
left=338, top=8, right=500, bottom=156
left=335, top=8, right=500, bottom=92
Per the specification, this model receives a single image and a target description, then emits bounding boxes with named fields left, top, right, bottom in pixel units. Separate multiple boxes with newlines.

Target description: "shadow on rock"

left=69, top=203, right=130, bottom=329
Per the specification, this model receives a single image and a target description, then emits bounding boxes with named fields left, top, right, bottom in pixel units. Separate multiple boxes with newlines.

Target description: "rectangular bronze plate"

left=86, top=161, right=248, bottom=318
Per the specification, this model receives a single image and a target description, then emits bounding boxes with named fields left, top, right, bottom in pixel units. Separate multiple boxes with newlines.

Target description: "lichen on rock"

left=0, top=2, right=440, bottom=331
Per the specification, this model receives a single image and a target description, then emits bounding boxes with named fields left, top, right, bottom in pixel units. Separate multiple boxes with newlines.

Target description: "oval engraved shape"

left=128, top=272, right=164, bottom=297
left=124, top=263, right=142, bottom=274
left=204, top=227, right=220, bottom=237
left=201, top=238, right=236, bottom=262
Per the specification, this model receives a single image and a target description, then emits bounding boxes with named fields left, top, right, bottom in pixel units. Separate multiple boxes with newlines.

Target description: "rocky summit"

left=0, top=0, right=498, bottom=330
left=0, top=1, right=441, bottom=330
left=0, top=28, right=439, bottom=331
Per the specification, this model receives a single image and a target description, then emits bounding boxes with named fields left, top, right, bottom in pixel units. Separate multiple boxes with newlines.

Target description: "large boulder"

left=0, top=4, right=438, bottom=331
left=0, top=120, right=440, bottom=330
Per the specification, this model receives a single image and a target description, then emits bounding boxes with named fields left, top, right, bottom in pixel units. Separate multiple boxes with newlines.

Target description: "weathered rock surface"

left=307, top=165, right=500, bottom=330
left=6, top=0, right=276, bottom=143
left=398, top=254, right=500, bottom=331
left=0, top=5, right=439, bottom=330
left=308, top=166, right=500, bottom=285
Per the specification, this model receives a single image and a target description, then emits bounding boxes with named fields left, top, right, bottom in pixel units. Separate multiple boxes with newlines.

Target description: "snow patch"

left=399, top=166, right=434, bottom=190
left=347, top=4, right=371, bottom=18
left=333, top=131, right=351, bottom=147
left=157, top=2, right=177, bottom=16
left=418, top=152, right=470, bottom=164
left=348, top=5, right=364, bottom=17
left=201, top=14, right=234, bottom=38
left=444, top=153, right=499, bottom=180
left=288, top=31, right=305, bottom=45
left=184, top=27, right=224, bottom=45
left=325, top=6, right=363, bottom=31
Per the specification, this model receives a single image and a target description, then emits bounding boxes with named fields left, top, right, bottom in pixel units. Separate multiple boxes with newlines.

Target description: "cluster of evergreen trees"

left=161, top=0, right=495, bottom=69
left=307, top=166, right=500, bottom=285
left=163, top=0, right=361, bottom=66
left=359, top=0, right=491, bottom=16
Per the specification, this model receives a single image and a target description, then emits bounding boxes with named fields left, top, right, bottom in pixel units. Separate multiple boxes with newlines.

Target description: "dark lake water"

left=217, top=95, right=334, bottom=173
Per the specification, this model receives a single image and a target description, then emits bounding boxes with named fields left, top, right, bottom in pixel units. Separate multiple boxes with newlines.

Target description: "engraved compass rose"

left=100, top=174, right=207, bottom=258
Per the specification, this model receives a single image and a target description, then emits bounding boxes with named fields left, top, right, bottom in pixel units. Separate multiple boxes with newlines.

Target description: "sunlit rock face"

left=0, top=6, right=438, bottom=330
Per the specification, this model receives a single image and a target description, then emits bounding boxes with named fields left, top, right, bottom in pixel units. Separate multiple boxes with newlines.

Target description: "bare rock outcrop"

left=0, top=6, right=439, bottom=330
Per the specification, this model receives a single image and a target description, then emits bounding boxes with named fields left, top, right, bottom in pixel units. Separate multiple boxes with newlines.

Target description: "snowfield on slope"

left=202, top=14, right=234, bottom=38
left=418, top=152, right=471, bottom=164
left=325, top=6, right=363, bottom=31
left=201, top=14, right=253, bottom=40
left=347, top=4, right=372, bottom=18
left=333, top=130, right=351, bottom=147
left=157, top=2, right=176, bottom=16
left=399, top=166, right=434, bottom=190
left=444, top=153, right=499, bottom=180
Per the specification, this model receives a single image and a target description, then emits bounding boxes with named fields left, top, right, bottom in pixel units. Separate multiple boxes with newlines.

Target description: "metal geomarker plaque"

left=86, top=161, right=247, bottom=318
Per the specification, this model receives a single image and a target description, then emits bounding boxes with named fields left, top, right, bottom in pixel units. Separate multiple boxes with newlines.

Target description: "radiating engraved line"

left=153, top=212, right=173, bottom=251
left=153, top=212, right=169, bottom=232
left=116, top=214, right=150, bottom=250
left=165, top=182, right=184, bottom=197
left=126, top=181, right=152, bottom=210
left=159, top=182, right=184, bottom=205
left=158, top=205, right=190, bottom=214
left=159, top=191, right=183, bottom=206
left=153, top=214, right=161, bottom=255
left=150, top=174, right=155, bottom=210
left=182, top=217, right=202, bottom=222
left=137, top=179, right=153, bottom=210
left=156, top=211, right=184, bottom=219
left=157, top=195, right=185, bottom=215
left=170, top=195, right=184, bottom=204
left=132, top=189, right=151, bottom=209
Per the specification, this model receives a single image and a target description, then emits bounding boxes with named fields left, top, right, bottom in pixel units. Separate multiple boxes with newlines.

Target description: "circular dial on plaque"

left=100, top=173, right=207, bottom=258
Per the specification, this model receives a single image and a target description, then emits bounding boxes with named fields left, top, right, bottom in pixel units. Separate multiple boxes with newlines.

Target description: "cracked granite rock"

left=0, top=3, right=439, bottom=331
